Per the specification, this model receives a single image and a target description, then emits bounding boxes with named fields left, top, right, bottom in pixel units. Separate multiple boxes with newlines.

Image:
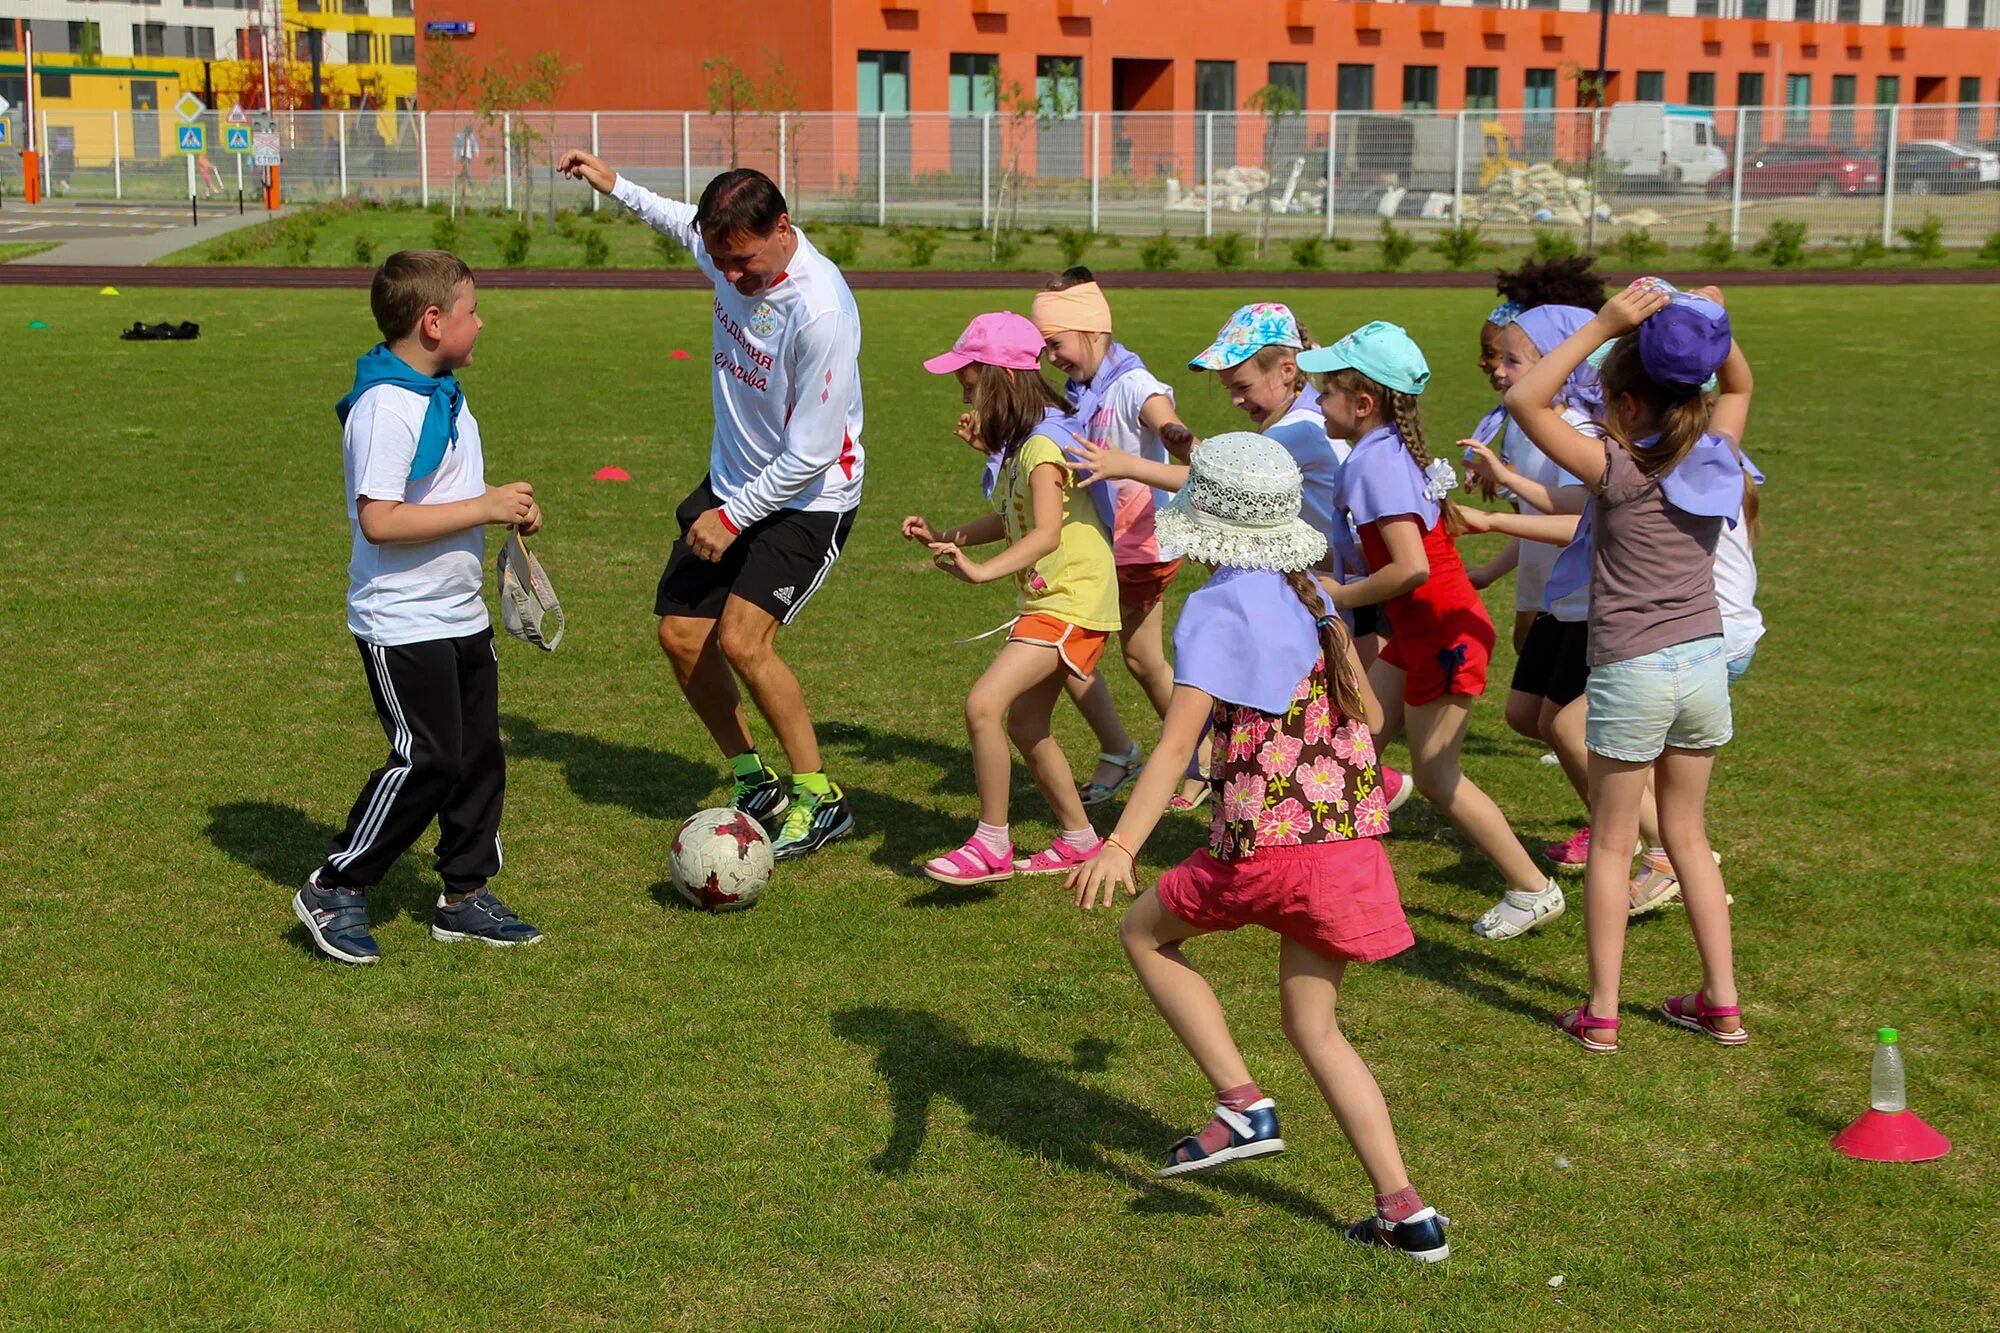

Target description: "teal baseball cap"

left=1295, top=320, right=1432, bottom=395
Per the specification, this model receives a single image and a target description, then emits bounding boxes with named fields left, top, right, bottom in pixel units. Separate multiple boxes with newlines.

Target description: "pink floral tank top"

left=1210, top=656, right=1392, bottom=861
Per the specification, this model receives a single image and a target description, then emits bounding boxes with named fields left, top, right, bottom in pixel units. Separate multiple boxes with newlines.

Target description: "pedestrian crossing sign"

left=224, top=125, right=252, bottom=154
left=0, top=121, right=11, bottom=150
left=178, top=124, right=206, bottom=154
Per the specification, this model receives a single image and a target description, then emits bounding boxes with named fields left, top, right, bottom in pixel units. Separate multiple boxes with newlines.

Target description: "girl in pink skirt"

left=1069, top=431, right=1448, bottom=1264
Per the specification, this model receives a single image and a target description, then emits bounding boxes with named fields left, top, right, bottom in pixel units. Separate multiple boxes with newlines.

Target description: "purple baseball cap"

left=1638, top=287, right=1732, bottom=392
left=923, top=311, right=1046, bottom=374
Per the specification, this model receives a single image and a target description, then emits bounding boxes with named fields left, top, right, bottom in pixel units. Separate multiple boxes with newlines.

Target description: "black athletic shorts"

left=1352, top=603, right=1384, bottom=640
left=1509, top=612, right=1590, bottom=706
left=656, top=477, right=856, bottom=624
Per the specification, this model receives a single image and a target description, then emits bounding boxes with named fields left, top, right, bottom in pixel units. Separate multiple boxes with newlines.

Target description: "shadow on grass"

left=500, top=713, right=718, bottom=823
left=833, top=1006, right=1345, bottom=1228
left=203, top=800, right=437, bottom=952
left=1389, top=901, right=1574, bottom=1026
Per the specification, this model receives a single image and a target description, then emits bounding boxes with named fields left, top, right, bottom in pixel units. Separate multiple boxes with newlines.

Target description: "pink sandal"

left=1557, top=1005, right=1621, bottom=1054
left=1014, top=837, right=1101, bottom=875
left=923, top=837, right=1014, bottom=887
left=1662, top=991, right=1749, bottom=1045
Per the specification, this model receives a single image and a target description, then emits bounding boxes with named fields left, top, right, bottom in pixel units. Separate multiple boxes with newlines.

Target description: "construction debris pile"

left=1459, top=163, right=1662, bottom=228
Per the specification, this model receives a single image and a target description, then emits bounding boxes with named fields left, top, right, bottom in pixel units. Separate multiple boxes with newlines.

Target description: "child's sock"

left=1484, top=879, right=1559, bottom=933
left=1375, top=1185, right=1426, bottom=1224
left=974, top=821, right=1010, bottom=858
left=730, top=749, right=766, bottom=780
left=793, top=770, right=832, bottom=798
left=1059, top=825, right=1099, bottom=853
left=1194, top=1081, right=1265, bottom=1153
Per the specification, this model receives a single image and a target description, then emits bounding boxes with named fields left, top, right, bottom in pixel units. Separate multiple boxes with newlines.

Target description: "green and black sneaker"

left=731, top=760, right=791, bottom=835
left=772, top=780, right=855, bottom=861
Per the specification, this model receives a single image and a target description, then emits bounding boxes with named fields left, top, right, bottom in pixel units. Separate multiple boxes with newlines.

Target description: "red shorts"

left=1115, top=558, right=1182, bottom=615
left=1010, top=612, right=1110, bottom=680
left=1156, top=841, right=1413, bottom=963
left=1378, top=608, right=1496, bottom=706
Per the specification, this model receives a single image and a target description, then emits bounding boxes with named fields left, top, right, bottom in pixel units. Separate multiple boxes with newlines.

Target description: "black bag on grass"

left=120, top=321, right=201, bottom=341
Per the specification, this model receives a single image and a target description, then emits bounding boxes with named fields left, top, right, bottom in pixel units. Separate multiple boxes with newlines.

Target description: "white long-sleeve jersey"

left=612, top=175, right=865, bottom=528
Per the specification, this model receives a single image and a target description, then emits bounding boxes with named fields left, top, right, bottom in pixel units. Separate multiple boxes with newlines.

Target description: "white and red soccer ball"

left=670, top=807, right=774, bottom=912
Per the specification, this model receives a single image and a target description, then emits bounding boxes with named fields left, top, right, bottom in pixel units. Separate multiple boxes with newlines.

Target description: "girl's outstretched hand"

left=1069, top=845, right=1135, bottom=911
left=928, top=541, right=988, bottom=583
left=1460, top=439, right=1505, bottom=492
left=1597, top=280, right=1673, bottom=336
left=901, top=515, right=938, bottom=544
left=1455, top=505, right=1496, bottom=535
left=954, top=412, right=983, bottom=450
left=1062, top=432, right=1130, bottom=487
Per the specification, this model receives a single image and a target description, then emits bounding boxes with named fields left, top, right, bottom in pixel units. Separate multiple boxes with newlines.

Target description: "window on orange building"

left=1465, top=68, right=1499, bottom=111
left=1968, top=0, right=1985, bottom=26
left=1784, top=74, right=1810, bottom=134
left=1695, top=0, right=1718, bottom=16
left=1738, top=73, right=1765, bottom=107
left=1639, top=0, right=1666, bottom=14
left=1401, top=66, right=1438, bottom=112
left=1836, top=0, right=1859, bottom=19
left=950, top=54, right=999, bottom=116
left=1337, top=65, right=1374, bottom=112
left=1921, top=0, right=1943, bottom=23
left=1196, top=61, right=1237, bottom=113
left=1636, top=71, right=1665, bottom=102
left=1526, top=0, right=1557, bottom=10
left=1687, top=72, right=1716, bottom=105
left=1881, top=0, right=1902, bottom=23
left=1741, top=0, right=1767, bottom=19
left=1267, top=62, right=1308, bottom=111
left=858, top=51, right=911, bottom=116
left=1036, top=57, right=1082, bottom=119
left=1832, top=75, right=1856, bottom=142
left=1957, top=79, right=1978, bottom=140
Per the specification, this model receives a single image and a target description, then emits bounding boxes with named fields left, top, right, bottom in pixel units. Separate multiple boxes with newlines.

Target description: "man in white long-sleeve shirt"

left=558, top=152, right=860, bottom=860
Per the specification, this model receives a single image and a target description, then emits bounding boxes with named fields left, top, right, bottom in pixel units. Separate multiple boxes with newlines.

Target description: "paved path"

left=2, top=261, right=1992, bottom=290
left=3, top=200, right=285, bottom=265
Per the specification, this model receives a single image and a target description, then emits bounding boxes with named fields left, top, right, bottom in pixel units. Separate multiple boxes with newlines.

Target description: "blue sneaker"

left=1345, top=1208, right=1451, bottom=1264
left=1156, top=1098, right=1286, bottom=1178
left=293, top=869, right=380, bottom=965
left=431, top=888, right=543, bottom=947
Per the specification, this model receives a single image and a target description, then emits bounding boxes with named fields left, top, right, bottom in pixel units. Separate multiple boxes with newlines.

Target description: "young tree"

left=705, top=56, right=760, bottom=168
left=984, top=59, right=1078, bottom=262
left=1244, top=82, right=1303, bottom=258
left=422, top=43, right=477, bottom=218
left=477, top=48, right=574, bottom=226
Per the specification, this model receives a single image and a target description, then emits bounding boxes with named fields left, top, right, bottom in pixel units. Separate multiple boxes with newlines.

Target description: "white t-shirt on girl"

left=1501, top=411, right=1592, bottom=617
left=1087, top=368, right=1177, bottom=565
left=1261, top=399, right=1348, bottom=570
left=343, top=384, right=490, bottom=647
left=1713, top=516, right=1763, bottom=661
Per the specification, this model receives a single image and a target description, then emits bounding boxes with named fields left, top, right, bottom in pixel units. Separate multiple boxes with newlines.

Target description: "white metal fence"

left=11, top=103, right=2000, bottom=249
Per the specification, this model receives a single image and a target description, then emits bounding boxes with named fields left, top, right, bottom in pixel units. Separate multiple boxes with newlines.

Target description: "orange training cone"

left=1831, top=1028, right=1951, bottom=1163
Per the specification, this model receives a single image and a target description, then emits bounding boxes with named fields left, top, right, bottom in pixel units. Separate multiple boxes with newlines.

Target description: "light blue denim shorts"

left=1586, top=636, right=1733, bottom=762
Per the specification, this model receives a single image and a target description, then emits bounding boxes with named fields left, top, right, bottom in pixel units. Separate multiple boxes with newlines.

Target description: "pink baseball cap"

left=923, top=311, right=1046, bottom=374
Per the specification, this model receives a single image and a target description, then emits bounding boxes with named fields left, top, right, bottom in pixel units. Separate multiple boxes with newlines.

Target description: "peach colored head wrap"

left=1030, top=282, right=1114, bottom=336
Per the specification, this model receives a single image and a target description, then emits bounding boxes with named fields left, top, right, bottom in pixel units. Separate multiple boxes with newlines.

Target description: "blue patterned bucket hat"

left=1188, top=303, right=1305, bottom=371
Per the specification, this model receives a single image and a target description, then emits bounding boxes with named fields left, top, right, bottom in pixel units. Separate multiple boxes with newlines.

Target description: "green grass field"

left=2, top=282, right=1995, bottom=1329
left=0, top=242, right=58, bottom=263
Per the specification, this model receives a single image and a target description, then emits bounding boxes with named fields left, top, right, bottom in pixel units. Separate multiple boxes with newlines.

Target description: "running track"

left=4, top=264, right=1994, bottom=290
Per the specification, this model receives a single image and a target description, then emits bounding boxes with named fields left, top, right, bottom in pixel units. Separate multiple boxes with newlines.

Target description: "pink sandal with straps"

left=1662, top=991, right=1750, bottom=1045
left=923, top=837, right=1014, bottom=887
left=1558, top=1005, right=1621, bottom=1054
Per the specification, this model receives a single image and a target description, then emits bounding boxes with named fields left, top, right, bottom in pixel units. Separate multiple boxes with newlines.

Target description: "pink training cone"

left=1831, top=1110, right=1952, bottom=1163
left=1831, top=1027, right=1951, bottom=1163
left=669, top=349, right=691, bottom=360
left=593, top=466, right=632, bottom=482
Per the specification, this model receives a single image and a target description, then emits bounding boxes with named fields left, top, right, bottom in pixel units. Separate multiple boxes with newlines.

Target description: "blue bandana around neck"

left=336, top=343, right=464, bottom=482
left=1544, top=431, right=1747, bottom=611
left=988, top=403, right=1106, bottom=523
left=978, top=349, right=1133, bottom=532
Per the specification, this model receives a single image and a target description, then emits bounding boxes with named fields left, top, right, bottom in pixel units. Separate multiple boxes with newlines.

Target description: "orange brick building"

left=412, top=0, right=1999, bottom=119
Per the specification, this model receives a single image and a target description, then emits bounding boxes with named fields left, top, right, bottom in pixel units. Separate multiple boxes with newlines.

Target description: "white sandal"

left=1078, top=742, right=1144, bottom=806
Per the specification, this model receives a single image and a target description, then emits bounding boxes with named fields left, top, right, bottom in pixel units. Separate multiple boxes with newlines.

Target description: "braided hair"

left=1279, top=567, right=1368, bottom=724
left=1325, top=367, right=1467, bottom=536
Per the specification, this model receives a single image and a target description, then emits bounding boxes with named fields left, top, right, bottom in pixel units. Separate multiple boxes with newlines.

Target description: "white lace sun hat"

left=1153, top=431, right=1328, bottom=573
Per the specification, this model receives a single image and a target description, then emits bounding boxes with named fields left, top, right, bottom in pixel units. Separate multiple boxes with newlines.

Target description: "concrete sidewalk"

left=9, top=203, right=288, bottom=266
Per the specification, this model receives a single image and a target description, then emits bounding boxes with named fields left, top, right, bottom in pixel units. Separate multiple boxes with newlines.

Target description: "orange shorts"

left=1116, top=558, right=1183, bottom=614
left=1010, top=612, right=1111, bottom=680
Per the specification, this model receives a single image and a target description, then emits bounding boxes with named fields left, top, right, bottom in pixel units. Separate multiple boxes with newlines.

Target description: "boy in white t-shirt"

left=293, top=250, right=545, bottom=965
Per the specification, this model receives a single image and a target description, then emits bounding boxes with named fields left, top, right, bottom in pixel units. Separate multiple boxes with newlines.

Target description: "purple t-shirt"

left=1587, top=440, right=1729, bottom=667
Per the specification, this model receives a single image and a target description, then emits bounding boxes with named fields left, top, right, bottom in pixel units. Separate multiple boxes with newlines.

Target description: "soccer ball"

left=670, top=807, right=774, bottom=912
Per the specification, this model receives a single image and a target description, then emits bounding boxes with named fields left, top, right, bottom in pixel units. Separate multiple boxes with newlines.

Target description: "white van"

left=1602, top=103, right=1729, bottom=188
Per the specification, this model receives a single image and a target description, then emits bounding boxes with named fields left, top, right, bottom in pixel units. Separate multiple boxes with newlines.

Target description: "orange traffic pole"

left=22, top=152, right=41, bottom=205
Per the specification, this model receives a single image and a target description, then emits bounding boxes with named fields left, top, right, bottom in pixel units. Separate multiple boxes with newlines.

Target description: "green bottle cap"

left=1877, top=1027, right=1899, bottom=1044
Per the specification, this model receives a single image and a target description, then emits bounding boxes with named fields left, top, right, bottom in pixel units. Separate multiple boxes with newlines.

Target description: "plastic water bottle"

left=1870, top=1028, right=1906, bottom=1113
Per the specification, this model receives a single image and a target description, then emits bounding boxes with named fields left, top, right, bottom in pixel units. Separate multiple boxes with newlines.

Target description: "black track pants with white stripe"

left=321, top=628, right=505, bottom=894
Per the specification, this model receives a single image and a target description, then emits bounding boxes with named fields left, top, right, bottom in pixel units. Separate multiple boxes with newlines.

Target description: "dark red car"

left=1706, top=143, right=1882, bottom=198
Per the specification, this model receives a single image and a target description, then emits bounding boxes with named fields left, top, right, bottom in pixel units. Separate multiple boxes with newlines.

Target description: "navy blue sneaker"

left=1345, top=1208, right=1451, bottom=1264
left=293, top=869, right=380, bottom=966
left=731, top=760, right=791, bottom=834
left=771, top=781, right=855, bottom=862
left=1156, top=1098, right=1286, bottom=1178
left=431, top=888, right=543, bottom=947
